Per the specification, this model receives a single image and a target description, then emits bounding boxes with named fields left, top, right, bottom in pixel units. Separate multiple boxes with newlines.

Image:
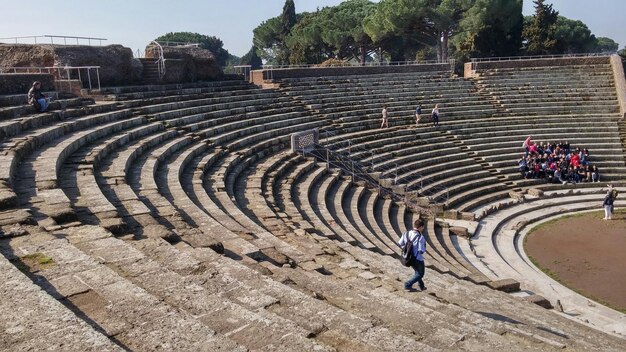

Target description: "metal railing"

left=155, top=41, right=200, bottom=47
left=233, top=65, right=252, bottom=81
left=321, top=133, right=449, bottom=204
left=0, top=35, right=107, bottom=46
left=0, top=66, right=101, bottom=91
left=294, top=128, right=449, bottom=212
left=148, top=41, right=166, bottom=80
left=470, top=53, right=610, bottom=63
left=262, top=59, right=453, bottom=70
left=261, top=59, right=455, bottom=81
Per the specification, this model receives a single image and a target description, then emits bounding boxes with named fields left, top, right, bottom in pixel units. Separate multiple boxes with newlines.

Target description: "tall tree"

left=553, top=16, right=596, bottom=53
left=454, top=0, right=523, bottom=58
left=364, top=0, right=469, bottom=61
left=593, top=37, right=619, bottom=53
left=281, top=0, right=297, bottom=36
left=319, top=0, right=378, bottom=64
left=240, top=46, right=263, bottom=69
left=522, top=0, right=559, bottom=55
left=285, top=10, right=335, bottom=64
left=155, top=32, right=230, bottom=67
left=253, top=16, right=285, bottom=64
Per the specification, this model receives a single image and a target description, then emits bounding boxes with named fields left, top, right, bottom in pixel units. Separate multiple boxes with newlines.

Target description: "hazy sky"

left=0, top=0, right=624, bottom=57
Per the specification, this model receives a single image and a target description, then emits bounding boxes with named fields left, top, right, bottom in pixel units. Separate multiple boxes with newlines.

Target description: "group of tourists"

left=380, top=102, right=440, bottom=129
left=518, top=136, right=599, bottom=184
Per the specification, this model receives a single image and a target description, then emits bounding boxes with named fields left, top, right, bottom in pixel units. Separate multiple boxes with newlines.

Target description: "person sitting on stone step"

left=28, top=81, right=50, bottom=112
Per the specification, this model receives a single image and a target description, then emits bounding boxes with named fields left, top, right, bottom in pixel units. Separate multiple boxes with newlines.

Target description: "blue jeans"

left=37, top=98, right=49, bottom=112
left=405, top=259, right=425, bottom=289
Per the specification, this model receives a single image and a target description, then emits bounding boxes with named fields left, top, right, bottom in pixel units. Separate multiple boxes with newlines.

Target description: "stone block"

left=522, top=294, right=553, bottom=309
left=508, top=191, right=525, bottom=201
left=47, top=206, right=78, bottom=224
left=429, top=204, right=444, bottom=215
left=527, top=188, right=544, bottom=197
left=485, top=278, right=520, bottom=293
left=460, top=212, right=476, bottom=221
left=449, top=226, right=469, bottom=238
left=443, top=210, right=459, bottom=219
left=181, top=232, right=221, bottom=251
left=416, top=197, right=430, bottom=207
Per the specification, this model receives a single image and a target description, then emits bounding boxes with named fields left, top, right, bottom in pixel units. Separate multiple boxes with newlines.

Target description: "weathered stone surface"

left=145, top=44, right=222, bottom=83
left=459, top=212, right=475, bottom=221
left=486, top=279, right=521, bottom=293
left=527, top=188, right=544, bottom=197
left=449, top=226, right=469, bottom=238
left=443, top=209, right=459, bottom=219
left=508, top=191, right=525, bottom=201
left=522, top=294, right=553, bottom=309
left=0, top=73, right=55, bottom=95
left=0, top=44, right=141, bottom=86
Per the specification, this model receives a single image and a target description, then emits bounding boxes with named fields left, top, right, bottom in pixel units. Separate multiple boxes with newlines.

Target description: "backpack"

left=611, top=189, right=619, bottom=200
left=400, top=231, right=416, bottom=267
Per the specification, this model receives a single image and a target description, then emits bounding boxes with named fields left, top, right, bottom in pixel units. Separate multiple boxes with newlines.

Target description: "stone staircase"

left=0, top=67, right=624, bottom=350
left=139, top=58, right=162, bottom=84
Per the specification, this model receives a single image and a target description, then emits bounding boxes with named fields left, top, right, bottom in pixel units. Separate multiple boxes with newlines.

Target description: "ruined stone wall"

left=0, top=44, right=142, bottom=86
left=0, top=74, right=54, bottom=95
left=145, top=45, right=223, bottom=82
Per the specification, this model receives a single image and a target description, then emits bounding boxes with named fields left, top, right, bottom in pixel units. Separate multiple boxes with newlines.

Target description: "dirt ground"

left=525, top=208, right=626, bottom=312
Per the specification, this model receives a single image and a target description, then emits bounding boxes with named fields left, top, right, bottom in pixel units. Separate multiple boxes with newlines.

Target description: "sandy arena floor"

left=525, top=208, right=626, bottom=312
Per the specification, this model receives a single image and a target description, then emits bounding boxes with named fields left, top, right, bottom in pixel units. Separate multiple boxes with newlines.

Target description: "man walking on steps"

left=398, top=218, right=427, bottom=291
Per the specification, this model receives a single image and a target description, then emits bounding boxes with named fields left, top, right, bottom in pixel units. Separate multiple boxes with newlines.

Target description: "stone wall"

left=610, top=55, right=626, bottom=118
left=0, top=73, right=54, bottom=95
left=145, top=45, right=222, bottom=82
left=0, top=44, right=142, bottom=87
left=466, top=56, right=610, bottom=73
left=251, top=63, right=451, bottom=85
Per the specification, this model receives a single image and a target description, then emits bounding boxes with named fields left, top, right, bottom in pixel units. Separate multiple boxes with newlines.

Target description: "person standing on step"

left=398, top=218, right=427, bottom=291
left=381, top=104, right=389, bottom=129
left=431, top=104, right=440, bottom=127
left=28, top=81, right=49, bottom=112
left=415, top=102, right=422, bottom=127
left=603, top=184, right=617, bottom=220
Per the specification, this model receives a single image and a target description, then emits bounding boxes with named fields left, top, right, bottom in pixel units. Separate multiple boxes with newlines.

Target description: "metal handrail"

left=0, top=35, right=107, bottom=46
left=323, top=136, right=449, bottom=204
left=0, top=65, right=101, bottom=91
left=304, top=143, right=432, bottom=215
left=470, top=53, right=611, bottom=63
left=148, top=41, right=166, bottom=80
left=155, top=41, right=200, bottom=47
left=262, top=59, right=454, bottom=70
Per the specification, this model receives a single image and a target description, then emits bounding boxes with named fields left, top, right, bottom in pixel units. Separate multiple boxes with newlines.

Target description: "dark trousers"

left=405, top=259, right=425, bottom=289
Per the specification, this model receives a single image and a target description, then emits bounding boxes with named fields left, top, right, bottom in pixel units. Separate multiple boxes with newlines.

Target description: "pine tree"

left=281, top=0, right=297, bottom=37
left=523, top=0, right=559, bottom=55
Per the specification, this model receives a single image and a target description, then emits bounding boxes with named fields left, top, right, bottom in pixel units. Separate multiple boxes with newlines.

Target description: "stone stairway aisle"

left=140, top=58, right=161, bottom=84
left=471, top=74, right=509, bottom=115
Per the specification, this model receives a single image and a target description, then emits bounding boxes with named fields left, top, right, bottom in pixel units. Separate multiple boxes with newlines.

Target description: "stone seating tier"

left=1, top=64, right=625, bottom=349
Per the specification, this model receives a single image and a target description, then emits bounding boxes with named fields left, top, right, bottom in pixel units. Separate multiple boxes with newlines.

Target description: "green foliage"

left=453, top=0, right=523, bottom=58
left=155, top=32, right=230, bottom=66
left=253, top=16, right=284, bottom=64
left=319, top=0, right=378, bottom=64
left=281, top=0, right=297, bottom=36
left=240, top=46, right=263, bottom=69
left=594, top=37, right=619, bottom=53
left=553, top=16, right=596, bottom=53
left=522, top=0, right=559, bottom=55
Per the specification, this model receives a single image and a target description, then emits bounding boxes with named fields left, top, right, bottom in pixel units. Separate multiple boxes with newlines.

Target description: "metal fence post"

left=326, top=148, right=330, bottom=170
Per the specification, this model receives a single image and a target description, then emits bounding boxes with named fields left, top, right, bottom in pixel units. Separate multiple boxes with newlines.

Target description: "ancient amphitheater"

left=1, top=54, right=625, bottom=351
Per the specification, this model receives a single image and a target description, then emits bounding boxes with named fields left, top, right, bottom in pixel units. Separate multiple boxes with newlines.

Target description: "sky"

left=0, top=0, right=624, bottom=57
